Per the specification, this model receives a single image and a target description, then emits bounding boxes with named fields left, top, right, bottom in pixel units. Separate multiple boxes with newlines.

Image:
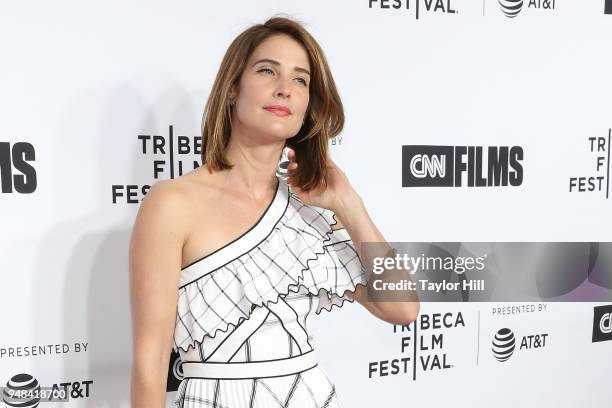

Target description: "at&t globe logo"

left=499, top=0, right=523, bottom=18
left=491, top=327, right=549, bottom=362
left=3, top=374, right=40, bottom=407
left=498, top=0, right=556, bottom=18
left=492, top=327, right=516, bottom=362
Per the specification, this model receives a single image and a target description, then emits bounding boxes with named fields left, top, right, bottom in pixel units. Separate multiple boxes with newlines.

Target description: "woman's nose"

left=274, top=76, right=291, bottom=98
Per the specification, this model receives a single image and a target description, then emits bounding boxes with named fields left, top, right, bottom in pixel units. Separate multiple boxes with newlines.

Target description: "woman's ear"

left=228, top=83, right=237, bottom=100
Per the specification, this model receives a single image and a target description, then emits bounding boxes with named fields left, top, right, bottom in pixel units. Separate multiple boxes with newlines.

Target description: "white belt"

left=181, top=351, right=318, bottom=379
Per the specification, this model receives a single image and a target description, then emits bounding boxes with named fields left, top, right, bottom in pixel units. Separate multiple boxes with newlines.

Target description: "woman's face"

left=230, top=34, right=311, bottom=141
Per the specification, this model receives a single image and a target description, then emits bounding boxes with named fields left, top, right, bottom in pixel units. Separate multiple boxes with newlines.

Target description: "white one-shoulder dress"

left=172, top=177, right=368, bottom=408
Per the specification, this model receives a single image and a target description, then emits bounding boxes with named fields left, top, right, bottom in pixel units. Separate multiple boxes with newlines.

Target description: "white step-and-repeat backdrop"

left=1, top=1, right=611, bottom=407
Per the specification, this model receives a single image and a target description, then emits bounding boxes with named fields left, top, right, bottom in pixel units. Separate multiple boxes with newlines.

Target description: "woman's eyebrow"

left=252, top=58, right=311, bottom=76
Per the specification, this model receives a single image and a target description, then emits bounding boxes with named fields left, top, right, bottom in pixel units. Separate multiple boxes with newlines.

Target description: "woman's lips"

left=264, top=107, right=291, bottom=116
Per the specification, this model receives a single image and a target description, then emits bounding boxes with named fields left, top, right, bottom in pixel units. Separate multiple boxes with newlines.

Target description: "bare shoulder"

left=137, top=168, right=219, bottom=233
left=138, top=179, right=190, bottom=229
left=130, top=174, right=206, bottom=252
left=128, top=172, right=210, bottom=285
left=145, top=178, right=192, bottom=209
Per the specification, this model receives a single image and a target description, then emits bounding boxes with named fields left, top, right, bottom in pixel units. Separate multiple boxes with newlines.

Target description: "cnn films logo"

left=368, top=0, right=457, bottom=20
left=402, top=145, right=523, bottom=187
left=0, top=142, right=37, bottom=194
left=491, top=327, right=548, bottom=362
left=592, top=304, right=612, bottom=343
left=368, top=311, right=466, bottom=380
left=498, top=0, right=556, bottom=18
left=568, top=129, right=610, bottom=199
left=166, top=349, right=183, bottom=392
left=111, top=125, right=201, bottom=204
left=1, top=373, right=92, bottom=405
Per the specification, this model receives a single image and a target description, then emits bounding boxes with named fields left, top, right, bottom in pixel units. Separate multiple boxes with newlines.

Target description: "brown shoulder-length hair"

left=200, top=15, right=344, bottom=192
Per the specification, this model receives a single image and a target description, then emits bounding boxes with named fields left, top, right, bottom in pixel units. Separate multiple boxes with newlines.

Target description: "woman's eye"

left=258, top=67, right=274, bottom=75
left=258, top=68, right=307, bottom=86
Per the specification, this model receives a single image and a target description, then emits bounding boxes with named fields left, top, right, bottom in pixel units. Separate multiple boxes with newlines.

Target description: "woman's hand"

left=285, top=147, right=358, bottom=214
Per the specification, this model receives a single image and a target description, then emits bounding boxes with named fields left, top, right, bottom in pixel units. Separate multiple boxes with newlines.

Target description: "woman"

left=129, top=16, right=420, bottom=408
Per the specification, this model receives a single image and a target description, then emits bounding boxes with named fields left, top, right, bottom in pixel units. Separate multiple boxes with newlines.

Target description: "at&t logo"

left=498, top=0, right=556, bottom=18
left=492, top=327, right=515, bottom=362
left=491, top=327, right=548, bottom=362
left=1, top=373, right=92, bottom=405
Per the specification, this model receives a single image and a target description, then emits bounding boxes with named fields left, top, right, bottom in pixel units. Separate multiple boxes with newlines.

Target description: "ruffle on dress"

left=172, top=179, right=369, bottom=353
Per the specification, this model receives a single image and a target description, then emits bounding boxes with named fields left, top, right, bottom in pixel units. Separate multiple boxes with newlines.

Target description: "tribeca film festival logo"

left=369, top=312, right=466, bottom=380
left=1, top=373, right=93, bottom=406
left=497, top=0, right=556, bottom=18
left=569, top=129, right=611, bottom=199
left=592, top=304, right=612, bottom=343
left=402, top=145, right=523, bottom=187
left=368, top=0, right=457, bottom=20
left=0, top=142, right=37, bottom=195
left=111, top=125, right=201, bottom=204
left=491, top=327, right=548, bottom=362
